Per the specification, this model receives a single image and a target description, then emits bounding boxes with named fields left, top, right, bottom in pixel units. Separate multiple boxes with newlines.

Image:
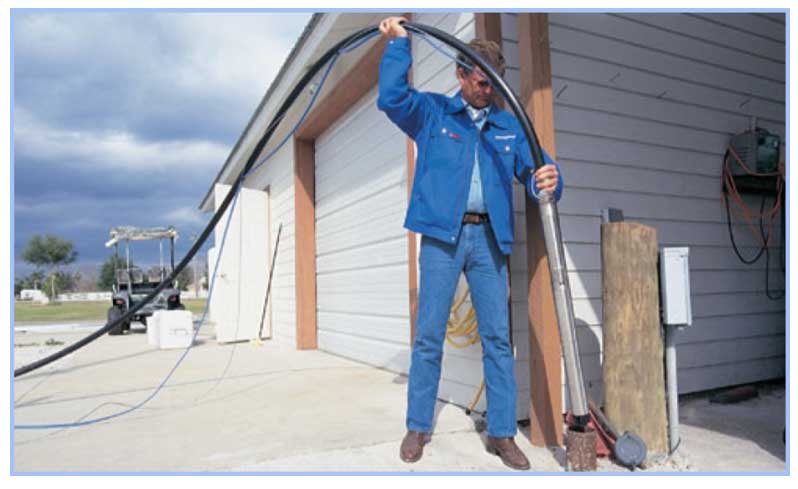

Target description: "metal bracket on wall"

left=601, top=207, right=625, bottom=224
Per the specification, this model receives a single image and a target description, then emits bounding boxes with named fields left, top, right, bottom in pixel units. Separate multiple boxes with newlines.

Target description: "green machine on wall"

left=728, top=126, right=782, bottom=195
left=722, top=122, right=785, bottom=302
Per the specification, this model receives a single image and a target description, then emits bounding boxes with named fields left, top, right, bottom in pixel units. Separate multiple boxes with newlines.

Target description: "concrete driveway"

left=12, top=328, right=786, bottom=473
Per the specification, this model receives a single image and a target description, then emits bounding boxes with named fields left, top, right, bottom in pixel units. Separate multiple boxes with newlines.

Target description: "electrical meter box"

left=729, top=127, right=780, bottom=175
left=659, top=247, right=692, bottom=326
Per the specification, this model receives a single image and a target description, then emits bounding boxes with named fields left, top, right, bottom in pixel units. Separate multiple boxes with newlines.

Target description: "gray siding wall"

left=501, top=12, right=785, bottom=404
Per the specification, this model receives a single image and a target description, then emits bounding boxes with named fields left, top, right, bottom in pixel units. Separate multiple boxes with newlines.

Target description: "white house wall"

left=501, top=12, right=785, bottom=407
left=238, top=142, right=297, bottom=344
left=314, top=87, right=411, bottom=372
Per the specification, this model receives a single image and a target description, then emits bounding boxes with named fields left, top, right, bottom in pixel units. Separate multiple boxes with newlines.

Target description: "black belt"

left=463, top=213, right=490, bottom=224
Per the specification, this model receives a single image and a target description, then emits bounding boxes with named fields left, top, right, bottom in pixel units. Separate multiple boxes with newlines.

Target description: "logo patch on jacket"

left=447, top=131, right=461, bottom=141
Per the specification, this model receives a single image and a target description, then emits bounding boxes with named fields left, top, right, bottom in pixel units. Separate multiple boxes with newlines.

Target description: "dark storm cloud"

left=13, top=11, right=312, bottom=277
left=13, top=12, right=308, bottom=144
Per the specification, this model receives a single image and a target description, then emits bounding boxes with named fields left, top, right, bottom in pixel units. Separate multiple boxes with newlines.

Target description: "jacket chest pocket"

left=488, top=137, right=516, bottom=182
left=427, top=124, right=467, bottom=168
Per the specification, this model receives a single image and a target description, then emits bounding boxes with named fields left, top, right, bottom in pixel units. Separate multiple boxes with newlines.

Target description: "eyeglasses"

left=462, top=69, right=493, bottom=90
left=474, top=78, right=492, bottom=89
left=465, top=72, right=492, bottom=90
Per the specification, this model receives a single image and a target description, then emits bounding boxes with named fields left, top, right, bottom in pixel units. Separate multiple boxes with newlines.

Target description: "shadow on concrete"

left=678, top=380, right=786, bottom=462
left=15, top=363, right=364, bottom=410
left=16, top=336, right=210, bottom=384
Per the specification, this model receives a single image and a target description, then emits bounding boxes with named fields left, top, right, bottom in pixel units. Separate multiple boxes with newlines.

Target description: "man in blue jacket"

left=377, top=16, right=563, bottom=470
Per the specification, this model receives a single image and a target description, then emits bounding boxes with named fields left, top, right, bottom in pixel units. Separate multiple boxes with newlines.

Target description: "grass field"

left=14, top=298, right=208, bottom=323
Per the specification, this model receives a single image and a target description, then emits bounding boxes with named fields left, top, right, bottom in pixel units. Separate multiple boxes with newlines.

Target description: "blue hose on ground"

left=14, top=30, right=380, bottom=430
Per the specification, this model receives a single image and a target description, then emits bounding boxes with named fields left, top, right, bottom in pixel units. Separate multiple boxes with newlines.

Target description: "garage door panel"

left=316, top=150, right=407, bottom=206
left=317, top=311, right=410, bottom=345
left=315, top=131, right=403, bottom=190
left=315, top=86, right=411, bottom=365
left=317, top=293, right=409, bottom=318
left=316, top=116, right=402, bottom=178
left=317, top=208, right=407, bottom=255
left=317, top=329, right=411, bottom=373
left=316, top=235, right=407, bottom=273
left=317, top=264, right=408, bottom=290
left=316, top=182, right=406, bottom=235
left=316, top=94, right=385, bottom=154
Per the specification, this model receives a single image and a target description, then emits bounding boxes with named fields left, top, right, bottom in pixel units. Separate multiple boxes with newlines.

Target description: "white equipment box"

left=659, top=247, right=692, bottom=326
left=150, top=310, right=194, bottom=349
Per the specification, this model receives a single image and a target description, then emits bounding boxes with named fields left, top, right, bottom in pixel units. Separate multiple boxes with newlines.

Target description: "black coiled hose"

left=14, top=21, right=550, bottom=378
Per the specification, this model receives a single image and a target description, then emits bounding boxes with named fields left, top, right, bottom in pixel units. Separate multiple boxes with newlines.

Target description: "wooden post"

left=294, top=138, right=317, bottom=350
left=519, top=13, right=563, bottom=448
left=601, top=222, right=669, bottom=455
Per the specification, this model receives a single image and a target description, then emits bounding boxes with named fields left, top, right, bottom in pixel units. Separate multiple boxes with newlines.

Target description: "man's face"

left=457, top=66, right=493, bottom=109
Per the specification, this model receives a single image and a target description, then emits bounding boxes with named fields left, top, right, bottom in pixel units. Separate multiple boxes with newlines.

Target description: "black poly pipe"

left=13, top=25, right=378, bottom=378
left=15, top=24, right=582, bottom=421
left=402, top=22, right=547, bottom=170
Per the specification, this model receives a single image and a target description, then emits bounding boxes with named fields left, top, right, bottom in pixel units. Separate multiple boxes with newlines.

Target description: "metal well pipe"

left=665, top=323, right=680, bottom=453
left=539, top=194, right=588, bottom=422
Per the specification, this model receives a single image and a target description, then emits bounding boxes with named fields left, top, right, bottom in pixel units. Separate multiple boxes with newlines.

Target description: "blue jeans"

left=406, top=222, right=517, bottom=437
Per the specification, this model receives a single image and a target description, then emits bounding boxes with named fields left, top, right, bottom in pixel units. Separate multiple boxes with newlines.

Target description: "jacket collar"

left=444, top=91, right=510, bottom=129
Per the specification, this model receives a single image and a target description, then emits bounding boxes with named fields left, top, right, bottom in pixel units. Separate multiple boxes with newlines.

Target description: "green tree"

left=48, top=271, right=80, bottom=298
left=14, top=277, right=24, bottom=297
left=176, top=266, right=193, bottom=291
left=15, top=271, right=45, bottom=296
left=18, top=270, right=46, bottom=291
left=98, top=254, right=133, bottom=290
left=22, top=234, right=78, bottom=301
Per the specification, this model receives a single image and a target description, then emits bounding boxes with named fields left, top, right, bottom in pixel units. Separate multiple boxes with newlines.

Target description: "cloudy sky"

left=13, top=11, right=312, bottom=278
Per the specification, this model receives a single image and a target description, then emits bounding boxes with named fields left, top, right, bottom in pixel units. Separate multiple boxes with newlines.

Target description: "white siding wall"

left=501, top=12, right=785, bottom=405
left=314, top=87, right=411, bottom=372
left=413, top=12, right=530, bottom=419
left=243, top=142, right=297, bottom=345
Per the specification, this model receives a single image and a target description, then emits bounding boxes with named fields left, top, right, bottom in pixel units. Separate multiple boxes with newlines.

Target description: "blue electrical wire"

left=408, top=28, right=496, bottom=85
left=14, top=29, right=472, bottom=430
left=14, top=189, right=241, bottom=430
left=14, top=30, right=381, bottom=430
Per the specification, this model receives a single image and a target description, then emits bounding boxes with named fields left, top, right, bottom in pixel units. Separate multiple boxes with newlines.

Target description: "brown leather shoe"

left=400, top=431, right=431, bottom=463
left=485, top=436, right=531, bottom=470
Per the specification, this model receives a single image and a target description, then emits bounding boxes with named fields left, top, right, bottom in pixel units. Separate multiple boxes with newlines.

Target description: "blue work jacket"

left=377, top=37, right=563, bottom=255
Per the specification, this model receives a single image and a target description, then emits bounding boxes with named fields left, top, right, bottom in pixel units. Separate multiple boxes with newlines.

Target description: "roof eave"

left=198, top=13, right=324, bottom=212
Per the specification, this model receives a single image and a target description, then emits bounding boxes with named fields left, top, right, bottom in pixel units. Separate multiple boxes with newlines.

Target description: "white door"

left=210, top=183, right=270, bottom=343
left=314, top=88, right=411, bottom=371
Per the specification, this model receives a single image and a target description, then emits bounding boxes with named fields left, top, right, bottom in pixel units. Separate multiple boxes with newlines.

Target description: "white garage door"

left=314, top=88, right=411, bottom=372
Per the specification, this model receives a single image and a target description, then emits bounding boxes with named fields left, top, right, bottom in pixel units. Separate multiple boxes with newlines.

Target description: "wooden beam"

left=294, top=138, right=317, bottom=350
left=518, top=13, right=563, bottom=448
left=474, top=12, right=502, bottom=43
left=474, top=13, right=506, bottom=110
left=297, top=37, right=386, bottom=140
